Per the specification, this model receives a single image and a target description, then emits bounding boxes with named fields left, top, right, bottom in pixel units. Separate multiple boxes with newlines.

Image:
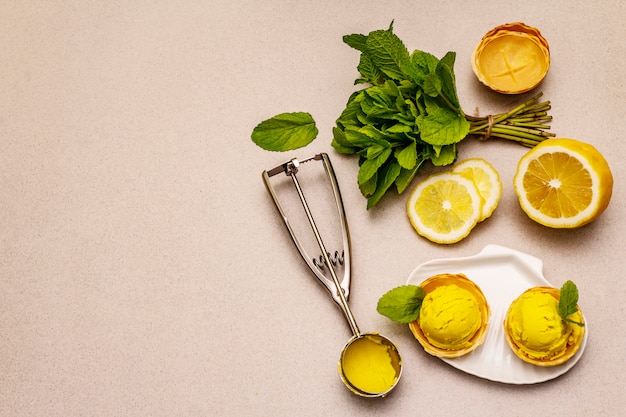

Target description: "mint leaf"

left=437, top=51, right=462, bottom=110
left=358, top=125, right=389, bottom=143
left=365, top=29, right=410, bottom=81
left=358, top=148, right=391, bottom=185
left=395, top=157, right=426, bottom=194
left=394, top=141, right=418, bottom=169
left=559, top=280, right=585, bottom=327
left=377, top=285, right=426, bottom=323
left=251, top=112, right=318, bottom=152
left=336, top=92, right=364, bottom=128
left=430, top=144, right=458, bottom=166
left=366, top=159, right=401, bottom=209
left=331, top=126, right=357, bottom=154
left=343, top=33, right=368, bottom=52
left=386, top=124, right=412, bottom=134
left=344, top=126, right=377, bottom=147
left=359, top=172, right=377, bottom=198
left=356, top=53, right=383, bottom=85
left=406, top=50, right=439, bottom=86
left=423, top=72, right=443, bottom=97
left=418, top=107, right=469, bottom=146
left=365, top=143, right=390, bottom=160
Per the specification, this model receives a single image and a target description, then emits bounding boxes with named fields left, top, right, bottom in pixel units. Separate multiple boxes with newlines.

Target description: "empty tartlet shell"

left=408, top=273, right=490, bottom=358
left=472, top=22, right=550, bottom=94
left=504, top=286, right=585, bottom=367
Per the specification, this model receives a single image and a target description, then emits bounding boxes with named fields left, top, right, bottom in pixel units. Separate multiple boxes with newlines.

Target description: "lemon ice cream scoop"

left=504, top=287, right=585, bottom=367
left=409, top=274, right=490, bottom=358
left=419, top=285, right=481, bottom=349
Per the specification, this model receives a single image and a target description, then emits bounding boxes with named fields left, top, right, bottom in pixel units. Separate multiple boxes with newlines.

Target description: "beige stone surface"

left=1, top=1, right=625, bottom=416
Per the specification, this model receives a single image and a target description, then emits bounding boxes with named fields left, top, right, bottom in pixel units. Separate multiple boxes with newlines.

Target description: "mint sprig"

left=376, top=285, right=425, bottom=323
left=251, top=112, right=318, bottom=152
left=558, top=280, right=585, bottom=327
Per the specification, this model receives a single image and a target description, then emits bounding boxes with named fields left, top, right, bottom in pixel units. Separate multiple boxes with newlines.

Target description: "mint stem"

left=466, top=93, right=555, bottom=146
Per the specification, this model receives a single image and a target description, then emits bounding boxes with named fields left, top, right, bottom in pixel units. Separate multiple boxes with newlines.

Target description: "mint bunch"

left=332, top=22, right=554, bottom=209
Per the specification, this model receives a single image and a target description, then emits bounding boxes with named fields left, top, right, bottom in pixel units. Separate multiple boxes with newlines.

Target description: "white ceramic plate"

left=406, top=244, right=588, bottom=384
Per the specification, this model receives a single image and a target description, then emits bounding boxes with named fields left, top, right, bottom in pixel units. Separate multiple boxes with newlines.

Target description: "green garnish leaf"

left=356, top=53, right=383, bottom=85
left=417, top=107, right=469, bottom=146
left=342, top=33, right=368, bottom=52
left=365, top=28, right=410, bottom=81
left=358, top=147, right=391, bottom=186
left=558, top=280, right=585, bottom=327
left=394, top=141, right=418, bottom=170
left=430, top=144, right=458, bottom=166
left=376, top=285, right=425, bottom=323
left=366, top=159, right=401, bottom=209
left=251, top=112, right=318, bottom=152
left=394, top=158, right=426, bottom=194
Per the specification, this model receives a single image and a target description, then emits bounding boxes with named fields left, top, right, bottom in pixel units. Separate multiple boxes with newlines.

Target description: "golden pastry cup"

left=408, top=273, right=490, bottom=358
left=504, top=287, right=585, bottom=367
left=472, top=22, right=550, bottom=94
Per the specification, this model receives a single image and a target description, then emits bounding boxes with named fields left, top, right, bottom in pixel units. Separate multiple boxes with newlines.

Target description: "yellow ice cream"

left=340, top=334, right=401, bottom=396
left=418, top=284, right=482, bottom=350
left=505, top=288, right=585, bottom=363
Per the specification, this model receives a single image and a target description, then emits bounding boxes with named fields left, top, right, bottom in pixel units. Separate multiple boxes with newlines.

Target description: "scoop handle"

left=287, top=167, right=360, bottom=337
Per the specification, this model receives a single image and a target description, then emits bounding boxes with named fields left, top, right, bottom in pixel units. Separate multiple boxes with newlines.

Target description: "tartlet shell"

left=503, top=286, right=585, bottom=367
left=472, top=22, right=550, bottom=94
left=409, top=273, right=490, bottom=358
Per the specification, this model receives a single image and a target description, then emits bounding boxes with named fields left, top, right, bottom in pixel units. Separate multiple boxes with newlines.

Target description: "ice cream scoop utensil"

left=262, top=153, right=402, bottom=397
left=262, top=153, right=352, bottom=315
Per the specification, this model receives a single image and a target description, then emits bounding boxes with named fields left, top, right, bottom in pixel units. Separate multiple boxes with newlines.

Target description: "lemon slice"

left=514, top=138, right=613, bottom=228
left=452, top=158, right=502, bottom=222
left=407, top=172, right=482, bottom=244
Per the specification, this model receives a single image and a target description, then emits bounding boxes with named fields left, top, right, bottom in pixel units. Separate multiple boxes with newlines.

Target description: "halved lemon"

left=514, top=138, right=613, bottom=228
left=407, top=172, right=482, bottom=244
left=452, top=158, right=502, bottom=222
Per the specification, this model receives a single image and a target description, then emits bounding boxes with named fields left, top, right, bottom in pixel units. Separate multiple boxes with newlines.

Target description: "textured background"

left=1, top=1, right=625, bottom=416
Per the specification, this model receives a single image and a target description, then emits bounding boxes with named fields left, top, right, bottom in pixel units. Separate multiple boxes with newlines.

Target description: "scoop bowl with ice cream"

left=409, top=273, right=490, bottom=358
left=504, top=286, right=585, bottom=367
